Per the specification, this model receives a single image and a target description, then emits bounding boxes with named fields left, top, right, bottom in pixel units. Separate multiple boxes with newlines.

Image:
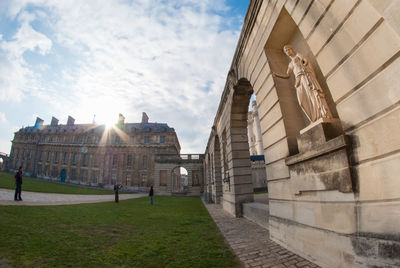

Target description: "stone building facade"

left=8, top=112, right=180, bottom=189
left=204, top=0, right=400, bottom=267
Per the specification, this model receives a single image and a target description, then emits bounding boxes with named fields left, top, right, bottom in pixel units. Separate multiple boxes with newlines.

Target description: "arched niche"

left=265, top=7, right=339, bottom=155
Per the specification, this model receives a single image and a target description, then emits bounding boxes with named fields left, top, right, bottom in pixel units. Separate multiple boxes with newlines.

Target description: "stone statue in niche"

left=273, top=45, right=332, bottom=122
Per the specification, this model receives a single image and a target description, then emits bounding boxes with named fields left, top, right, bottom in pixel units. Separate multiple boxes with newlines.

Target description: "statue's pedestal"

left=285, top=118, right=353, bottom=194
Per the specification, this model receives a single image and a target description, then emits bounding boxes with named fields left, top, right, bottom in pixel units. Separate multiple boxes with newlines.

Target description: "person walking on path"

left=149, top=186, right=154, bottom=205
left=114, top=183, right=122, bottom=203
left=14, top=166, right=23, bottom=201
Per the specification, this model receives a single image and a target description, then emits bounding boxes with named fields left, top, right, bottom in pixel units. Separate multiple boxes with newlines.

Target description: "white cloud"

left=0, top=0, right=244, bottom=152
left=0, top=112, right=7, bottom=123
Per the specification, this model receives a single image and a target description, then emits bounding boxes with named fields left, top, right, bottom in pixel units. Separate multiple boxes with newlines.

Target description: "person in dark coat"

left=14, top=166, right=23, bottom=201
left=149, top=186, right=154, bottom=205
left=114, top=183, right=122, bottom=203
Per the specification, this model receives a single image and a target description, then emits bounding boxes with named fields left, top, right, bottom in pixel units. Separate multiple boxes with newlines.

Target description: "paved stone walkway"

left=204, top=202, right=320, bottom=268
left=0, top=189, right=146, bottom=206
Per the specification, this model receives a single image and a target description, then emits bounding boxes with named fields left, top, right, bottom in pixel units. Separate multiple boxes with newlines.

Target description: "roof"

left=17, top=122, right=175, bottom=134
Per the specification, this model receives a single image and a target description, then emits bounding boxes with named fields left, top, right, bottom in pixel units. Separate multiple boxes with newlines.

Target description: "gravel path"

left=0, top=188, right=147, bottom=206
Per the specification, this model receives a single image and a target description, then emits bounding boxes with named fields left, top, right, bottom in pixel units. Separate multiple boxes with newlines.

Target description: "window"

left=44, top=165, right=49, bottom=176
left=39, top=151, right=43, bottom=162
left=126, top=174, right=131, bottom=186
left=93, top=154, right=100, bottom=167
left=160, top=136, right=165, bottom=144
left=28, top=150, right=32, bottom=159
left=130, top=136, right=134, bottom=144
left=91, top=170, right=99, bottom=183
left=127, top=154, right=133, bottom=167
left=70, top=168, right=76, bottom=180
left=83, top=154, right=89, bottom=166
left=72, top=153, right=77, bottom=165
left=37, top=165, right=42, bottom=175
left=111, top=173, right=117, bottom=185
left=63, top=152, right=68, bottom=164
left=115, top=136, right=120, bottom=144
left=142, top=155, right=147, bottom=169
left=144, top=136, right=149, bottom=144
left=112, top=155, right=118, bottom=167
left=160, top=170, right=167, bottom=186
left=55, top=152, right=59, bottom=163
left=52, top=167, right=58, bottom=177
left=47, top=152, right=51, bottom=162
left=141, top=174, right=147, bottom=187
left=81, top=169, right=87, bottom=182
left=86, top=136, right=91, bottom=144
left=22, top=149, right=26, bottom=160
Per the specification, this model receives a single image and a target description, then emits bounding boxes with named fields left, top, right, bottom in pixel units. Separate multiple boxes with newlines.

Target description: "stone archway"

left=171, top=166, right=188, bottom=193
left=154, top=154, right=204, bottom=196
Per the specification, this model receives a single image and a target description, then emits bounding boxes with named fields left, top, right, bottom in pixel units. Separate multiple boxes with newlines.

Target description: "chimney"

left=67, top=116, right=75, bottom=126
left=141, top=112, right=149, bottom=124
left=51, top=116, right=59, bottom=126
left=118, top=113, right=125, bottom=125
left=34, top=117, right=44, bottom=129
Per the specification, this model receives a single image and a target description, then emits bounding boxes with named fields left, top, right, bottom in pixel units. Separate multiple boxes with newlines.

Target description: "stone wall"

left=204, top=0, right=400, bottom=267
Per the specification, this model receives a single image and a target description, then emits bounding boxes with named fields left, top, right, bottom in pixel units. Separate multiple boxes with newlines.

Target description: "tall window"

left=63, top=152, right=69, bottom=164
left=39, top=151, right=43, bottom=162
left=115, top=136, right=120, bottom=144
left=93, top=154, right=100, bottom=167
left=91, top=170, right=99, bottom=183
left=81, top=169, right=87, bottom=182
left=70, top=168, right=76, bottom=180
left=47, top=151, right=51, bottom=162
left=55, top=152, right=59, bottom=163
left=160, top=170, right=167, bottom=186
left=82, top=154, right=88, bottom=166
left=127, top=154, right=133, bottom=167
left=130, top=136, right=134, bottom=144
left=112, top=155, right=118, bottom=167
left=142, top=155, right=147, bottom=169
left=72, top=153, right=77, bottom=165
left=144, top=136, right=149, bottom=144
left=160, top=136, right=165, bottom=144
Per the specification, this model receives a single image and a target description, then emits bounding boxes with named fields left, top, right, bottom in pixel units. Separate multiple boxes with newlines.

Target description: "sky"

left=0, top=0, right=250, bottom=154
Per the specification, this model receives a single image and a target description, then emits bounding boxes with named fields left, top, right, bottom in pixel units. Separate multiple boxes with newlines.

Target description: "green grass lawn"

left=0, top=171, right=122, bottom=195
left=0, top=196, right=238, bottom=267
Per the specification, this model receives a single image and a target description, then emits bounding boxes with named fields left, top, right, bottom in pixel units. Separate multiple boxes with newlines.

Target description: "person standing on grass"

left=114, top=183, right=122, bottom=203
left=14, top=166, right=23, bottom=201
left=149, top=186, right=154, bottom=205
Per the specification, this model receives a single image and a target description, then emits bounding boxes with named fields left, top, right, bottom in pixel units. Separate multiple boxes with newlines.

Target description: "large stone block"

left=337, top=57, right=400, bottom=130
left=269, top=200, right=356, bottom=234
left=351, top=106, right=400, bottom=163
left=357, top=152, right=400, bottom=201
left=298, top=0, right=331, bottom=38
left=317, top=0, right=381, bottom=76
left=308, top=0, right=357, bottom=55
left=328, top=21, right=400, bottom=102
left=266, top=158, right=289, bottom=180
left=242, top=202, right=269, bottom=229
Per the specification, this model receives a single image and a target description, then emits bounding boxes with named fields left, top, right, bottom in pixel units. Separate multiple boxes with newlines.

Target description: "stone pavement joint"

left=203, top=202, right=320, bottom=268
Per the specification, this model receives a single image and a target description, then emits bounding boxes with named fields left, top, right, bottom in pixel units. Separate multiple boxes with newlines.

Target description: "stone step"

left=242, top=202, right=269, bottom=229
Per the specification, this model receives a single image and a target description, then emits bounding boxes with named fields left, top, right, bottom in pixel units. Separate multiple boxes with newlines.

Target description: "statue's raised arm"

left=272, top=45, right=332, bottom=123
